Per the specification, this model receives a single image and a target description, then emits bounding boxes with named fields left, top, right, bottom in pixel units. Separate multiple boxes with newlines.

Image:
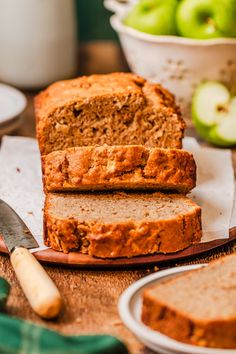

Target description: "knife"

left=0, top=199, right=62, bottom=319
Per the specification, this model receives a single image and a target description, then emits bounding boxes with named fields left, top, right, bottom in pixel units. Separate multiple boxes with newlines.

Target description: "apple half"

left=192, top=81, right=236, bottom=147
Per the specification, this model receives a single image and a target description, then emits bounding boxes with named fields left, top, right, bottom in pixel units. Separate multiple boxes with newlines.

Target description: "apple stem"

left=206, top=17, right=216, bottom=30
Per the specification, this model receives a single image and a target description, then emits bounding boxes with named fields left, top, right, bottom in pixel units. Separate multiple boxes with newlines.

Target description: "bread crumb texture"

left=44, top=191, right=202, bottom=258
left=35, top=73, right=185, bottom=155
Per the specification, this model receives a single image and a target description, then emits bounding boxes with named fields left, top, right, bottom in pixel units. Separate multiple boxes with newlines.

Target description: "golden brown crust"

left=35, top=73, right=146, bottom=118
left=35, top=73, right=185, bottom=155
left=42, top=145, right=196, bottom=193
left=43, top=193, right=202, bottom=258
left=142, top=292, right=236, bottom=349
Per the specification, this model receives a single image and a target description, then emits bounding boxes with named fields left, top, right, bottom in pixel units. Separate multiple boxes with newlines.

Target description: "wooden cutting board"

left=0, top=227, right=235, bottom=269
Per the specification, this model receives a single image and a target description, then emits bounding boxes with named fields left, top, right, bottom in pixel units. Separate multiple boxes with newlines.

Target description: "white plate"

left=0, top=84, right=26, bottom=131
left=118, top=264, right=236, bottom=354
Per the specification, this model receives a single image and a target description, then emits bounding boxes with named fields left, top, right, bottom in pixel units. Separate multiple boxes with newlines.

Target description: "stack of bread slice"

left=35, top=72, right=202, bottom=258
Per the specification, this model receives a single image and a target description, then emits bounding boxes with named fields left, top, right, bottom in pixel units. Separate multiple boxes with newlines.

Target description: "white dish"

left=118, top=264, right=236, bottom=354
left=0, top=84, right=26, bottom=134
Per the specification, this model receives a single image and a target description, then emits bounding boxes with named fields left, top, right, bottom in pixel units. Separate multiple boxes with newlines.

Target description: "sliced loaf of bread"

left=142, top=254, right=236, bottom=349
left=44, top=192, right=202, bottom=258
left=42, top=145, right=196, bottom=193
left=35, top=73, right=185, bottom=155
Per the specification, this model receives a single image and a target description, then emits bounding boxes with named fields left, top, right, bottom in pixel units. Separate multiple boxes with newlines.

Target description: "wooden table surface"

left=0, top=43, right=235, bottom=354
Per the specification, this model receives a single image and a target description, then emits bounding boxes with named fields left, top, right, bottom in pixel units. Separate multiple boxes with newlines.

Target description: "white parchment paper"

left=183, top=138, right=235, bottom=241
left=0, top=135, right=235, bottom=251
left=0, top=136, right=46, bottom=251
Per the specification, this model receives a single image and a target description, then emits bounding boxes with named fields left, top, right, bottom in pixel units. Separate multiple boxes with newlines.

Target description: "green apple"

left=124, top=0, right=178, bottom=36
left=192, top=81, right=236, bottom=147
left=176, top=0, right=236, bottom=39
left=216, top=0, right=236, bottom=37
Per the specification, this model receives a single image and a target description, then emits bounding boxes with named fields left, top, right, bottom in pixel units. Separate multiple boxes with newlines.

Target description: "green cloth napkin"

left=0, top=277, right=10, bottom=311
left=0, top=277, right=129, bottom=354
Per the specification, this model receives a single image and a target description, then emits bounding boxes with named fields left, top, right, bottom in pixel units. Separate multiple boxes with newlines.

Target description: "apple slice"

left=192, top=81, right=230, bottom=126
left=211, top=98, right=236, bottom=143
left=192, top=81, right=236, bottom=147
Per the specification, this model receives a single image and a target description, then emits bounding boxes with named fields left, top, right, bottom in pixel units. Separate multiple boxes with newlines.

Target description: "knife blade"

left=0, top=199, right=62, bottom=319
left=0, top=199, right=38, bottom=251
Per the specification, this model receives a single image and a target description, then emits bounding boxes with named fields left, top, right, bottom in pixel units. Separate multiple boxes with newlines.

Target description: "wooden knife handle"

left=10, top=247, right=62, bottom=319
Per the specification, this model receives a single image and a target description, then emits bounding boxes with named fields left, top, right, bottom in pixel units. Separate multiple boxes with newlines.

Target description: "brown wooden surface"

left=0, top=42, right=235, bottom=354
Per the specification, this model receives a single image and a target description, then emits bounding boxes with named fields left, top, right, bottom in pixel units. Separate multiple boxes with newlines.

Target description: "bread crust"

left=42, top=145, right=196, bottom=193
left=35, top=73, right=185, bottom=155
left=43, top=193, right=202, bottom=258
left=142, top=255, right=236, bottom=349
left=142, top=293, right=236, bottom=349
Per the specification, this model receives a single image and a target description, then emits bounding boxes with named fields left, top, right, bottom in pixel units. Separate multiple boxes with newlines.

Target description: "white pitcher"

left=0, top=0, right=77, bottom=88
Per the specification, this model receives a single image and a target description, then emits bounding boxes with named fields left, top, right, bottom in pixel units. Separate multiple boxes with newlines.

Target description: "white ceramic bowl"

left=105, top=0, right=236, bottom=118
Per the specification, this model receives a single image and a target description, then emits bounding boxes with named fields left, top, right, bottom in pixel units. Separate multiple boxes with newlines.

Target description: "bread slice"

left=142, top=254, right=236, bottom=349
left=35, top=73, right=185, bottom=155
left=44, top=192, right=202, bottom=258
left=42, top=145, right=196, bottom=193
